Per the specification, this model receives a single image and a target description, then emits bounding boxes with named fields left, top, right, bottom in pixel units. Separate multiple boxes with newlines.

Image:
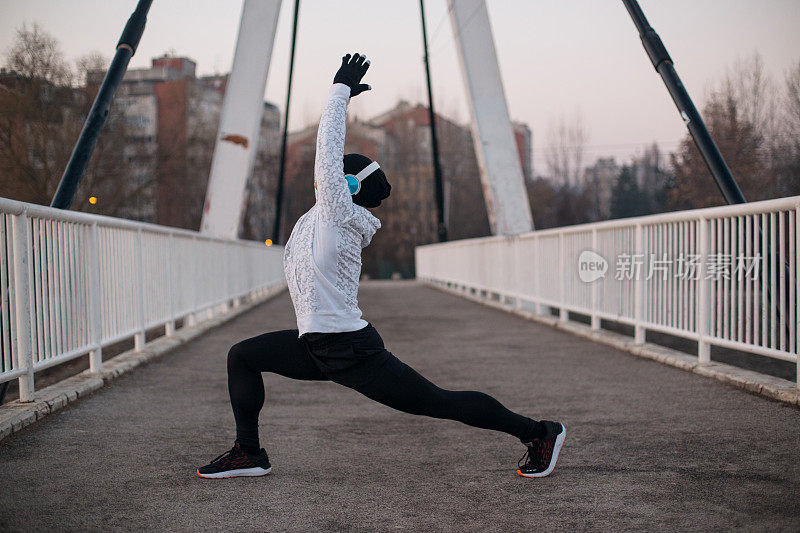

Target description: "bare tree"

left=785, top=60, right=800, bottom=141
left=669, top=81, right=765, bottom=209
left=544, top=112, right=588, bottom=187
left=723, top=53, right=775, bottom=135
left=75, top=52, right=107, bottom=86
left=669, top=53, right=800, bottom=208
left=0, top=23, right=77, bottom=202
left=0, top=24, right=139, bottom=215
left=777, top=60, right=800, bottom=197
left=5, top=22, right=72, bottom=85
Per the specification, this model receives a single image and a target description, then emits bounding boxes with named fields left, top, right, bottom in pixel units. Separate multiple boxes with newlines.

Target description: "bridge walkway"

left=1, top=281, right=798, bottom=531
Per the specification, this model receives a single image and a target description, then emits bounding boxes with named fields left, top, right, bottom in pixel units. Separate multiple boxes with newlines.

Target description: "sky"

left=1, top=0, right=799, bottom=174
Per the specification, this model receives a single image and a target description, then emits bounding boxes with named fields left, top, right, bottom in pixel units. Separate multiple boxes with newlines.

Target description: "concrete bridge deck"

left=1, top=280, right=798, bottom=531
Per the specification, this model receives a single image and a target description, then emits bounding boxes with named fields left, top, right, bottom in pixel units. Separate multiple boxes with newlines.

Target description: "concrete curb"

left=423, top=281, right=800, bottom=408
left=0, top=284, right=288, bottom=442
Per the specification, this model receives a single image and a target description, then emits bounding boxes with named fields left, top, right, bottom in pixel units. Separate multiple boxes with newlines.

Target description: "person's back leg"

left=315, top=325, right=565, bottom=478
left=347, top=352, right=542, bottom=442
left=349, top=354, right=565, bottom=478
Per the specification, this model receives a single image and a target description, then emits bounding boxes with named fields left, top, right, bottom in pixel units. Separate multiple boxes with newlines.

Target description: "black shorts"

left=301, top=323, right=403, bottom=389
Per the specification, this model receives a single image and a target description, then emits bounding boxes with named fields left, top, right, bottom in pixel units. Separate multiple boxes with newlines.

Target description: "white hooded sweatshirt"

left=283, top=83, right=381, bottom=336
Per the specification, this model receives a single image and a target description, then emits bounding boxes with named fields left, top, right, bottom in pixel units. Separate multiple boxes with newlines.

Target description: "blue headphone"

left=345, top=161, right=381, bottom=195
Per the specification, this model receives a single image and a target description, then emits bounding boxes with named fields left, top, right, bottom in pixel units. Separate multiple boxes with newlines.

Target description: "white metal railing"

left=416, top=196, right=800, bottom=386
left=0, top=197, right=286, bottom=401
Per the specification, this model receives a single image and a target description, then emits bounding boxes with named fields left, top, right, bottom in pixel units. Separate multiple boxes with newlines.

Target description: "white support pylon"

left=201, top=0, right=282, bottom=239
left=448, top=0, right=534, bottom=235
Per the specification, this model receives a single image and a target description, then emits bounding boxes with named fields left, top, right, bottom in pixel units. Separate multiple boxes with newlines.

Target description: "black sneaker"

left=517, top=421, right=565, bottom=478
left=197, top=443, right=272, bottom=479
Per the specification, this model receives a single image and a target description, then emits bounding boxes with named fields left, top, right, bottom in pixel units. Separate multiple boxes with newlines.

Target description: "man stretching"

left=197, top=53, right=565, bottom=479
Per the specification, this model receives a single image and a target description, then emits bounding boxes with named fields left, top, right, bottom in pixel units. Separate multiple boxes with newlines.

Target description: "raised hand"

left=333, top=52, right=372, bottom=97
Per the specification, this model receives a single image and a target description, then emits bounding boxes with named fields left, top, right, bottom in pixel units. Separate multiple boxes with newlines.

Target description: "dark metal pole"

left=419, top=0, right=448, bottom=242
left=621, top=0, right=746, bottom=205
left=51, top=0, right=153, bottom=209
left=271, top=0, right=300, bottom=245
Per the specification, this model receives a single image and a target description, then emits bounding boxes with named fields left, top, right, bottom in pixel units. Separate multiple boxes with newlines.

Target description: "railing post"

left=12, top=211, right=34, bottom=401
left=591, top=228, right=600, bottom=330
left=133, top=228, right=145, bottom=351
left=697, top=217, right=710, bottom=363
left=88, top=222, right=103, bottom=372
left=223, top=241, right=231, bottom=312
left=231, top=246, right=242, bottom=308
left=634, top=223, right=646, bottom=344
left=209, top=241, right=220, bottom=319
left=559, top=233, right=567, bottom=322
left=514, top=237, right=523, bottom=310
left=165, top=233, right=176, bottom=336
left=795, top=204, right=799, bottom=388
left=186, top=235, right=198, bottom=327
left=534, top=235, right=542, bottom=315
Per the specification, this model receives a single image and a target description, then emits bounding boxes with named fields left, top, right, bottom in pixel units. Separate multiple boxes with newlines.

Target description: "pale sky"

left=2, top=0, right=799, bottom=173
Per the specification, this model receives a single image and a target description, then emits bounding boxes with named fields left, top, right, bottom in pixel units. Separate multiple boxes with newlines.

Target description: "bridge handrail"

left=416, top=195, right=800, bottom=385
left=0, top=197, right=264, bottom=248
left=419, top=196, right=800, bottom=246
left=0, top=196, right=286, bottom=401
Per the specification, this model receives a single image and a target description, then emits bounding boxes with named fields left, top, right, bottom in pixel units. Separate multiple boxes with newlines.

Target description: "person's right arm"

left=313, top=53, right=371, bottom=225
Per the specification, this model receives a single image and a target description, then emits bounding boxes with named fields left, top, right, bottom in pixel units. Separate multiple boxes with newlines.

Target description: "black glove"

left=333, top=52, right=371, bottom=97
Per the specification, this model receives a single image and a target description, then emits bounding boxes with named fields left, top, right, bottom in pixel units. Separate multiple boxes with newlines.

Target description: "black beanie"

left=344, top=153, right=391, bottom=208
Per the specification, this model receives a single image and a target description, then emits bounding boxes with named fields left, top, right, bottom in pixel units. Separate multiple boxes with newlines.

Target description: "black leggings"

left=227, top=323, right=539, bottom=449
